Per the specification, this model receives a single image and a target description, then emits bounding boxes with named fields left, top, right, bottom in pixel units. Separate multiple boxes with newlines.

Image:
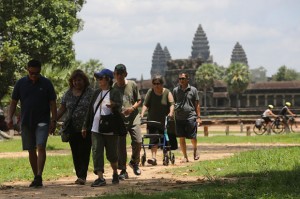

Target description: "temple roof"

left=248, top=81, right=300, bottom=90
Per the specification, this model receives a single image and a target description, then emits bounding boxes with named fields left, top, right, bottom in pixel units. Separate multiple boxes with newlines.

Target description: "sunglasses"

left=153, top=83, right=161, bottom=86
left=28, top=71, right=40, bottom=76
left=179, top=78, right=186, bottom=80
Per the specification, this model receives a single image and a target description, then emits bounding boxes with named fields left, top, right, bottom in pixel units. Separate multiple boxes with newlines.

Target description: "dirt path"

left=1, top=143, right=300, bottom=199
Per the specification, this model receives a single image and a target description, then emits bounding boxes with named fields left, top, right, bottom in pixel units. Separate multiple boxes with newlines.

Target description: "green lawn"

left=1, top=134, right=300, bottom=198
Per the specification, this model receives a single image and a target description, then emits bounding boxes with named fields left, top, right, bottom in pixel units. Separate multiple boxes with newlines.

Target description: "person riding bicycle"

left=279, top=102, right=296, bottom=133
left=261, top=105, right=277, bottom=134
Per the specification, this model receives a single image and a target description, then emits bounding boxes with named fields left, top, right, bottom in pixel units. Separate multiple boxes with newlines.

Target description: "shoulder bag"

left=60, top=89, right=86, bottom=142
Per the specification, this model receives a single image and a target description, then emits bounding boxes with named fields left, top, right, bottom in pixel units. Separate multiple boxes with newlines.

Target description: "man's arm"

left=194, top=100, right=201, bottom=125
left=287, top=108, right=296, bottom=116
left=7, top=99, right=18, bottom=129
left=49, top=100, right=57, bottom=134
left=168, top=92, right=175, bottom=118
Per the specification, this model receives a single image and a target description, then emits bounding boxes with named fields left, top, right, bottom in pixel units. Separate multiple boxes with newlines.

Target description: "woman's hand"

left=81, top=129, right=87, bottom=138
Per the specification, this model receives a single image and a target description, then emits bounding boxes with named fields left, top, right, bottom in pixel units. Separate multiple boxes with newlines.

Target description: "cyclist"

left=261, top=105, right=277, bottom=134
left=279, top=102, right=296, bottom=133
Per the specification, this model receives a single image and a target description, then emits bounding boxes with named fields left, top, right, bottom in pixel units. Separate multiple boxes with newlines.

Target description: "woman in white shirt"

left=82, top=69, right=122, bottom=187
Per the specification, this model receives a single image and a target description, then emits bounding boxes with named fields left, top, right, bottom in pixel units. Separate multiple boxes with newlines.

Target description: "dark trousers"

left=118, top=124, right=142, bottom=170
left=69, top=131, right=91, bottom=180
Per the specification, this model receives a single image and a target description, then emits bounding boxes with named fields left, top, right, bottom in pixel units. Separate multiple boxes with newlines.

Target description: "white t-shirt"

left=91, top=90, right=113, bottom=134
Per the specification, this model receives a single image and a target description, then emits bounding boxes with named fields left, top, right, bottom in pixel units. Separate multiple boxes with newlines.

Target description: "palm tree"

left=225, top=62, right=250, bottom=116
left=195, top=63, right=220, bottom=115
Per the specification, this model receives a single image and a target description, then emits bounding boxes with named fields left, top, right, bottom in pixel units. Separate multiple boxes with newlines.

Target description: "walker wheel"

left=163, top=155, right=169, bottom=166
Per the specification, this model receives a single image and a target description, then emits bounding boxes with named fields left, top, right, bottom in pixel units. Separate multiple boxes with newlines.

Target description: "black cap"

left=114, top=64, right=127, bottom=73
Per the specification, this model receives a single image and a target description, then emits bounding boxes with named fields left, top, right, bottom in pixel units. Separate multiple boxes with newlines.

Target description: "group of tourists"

left=6, top=60, right=202, bottom=188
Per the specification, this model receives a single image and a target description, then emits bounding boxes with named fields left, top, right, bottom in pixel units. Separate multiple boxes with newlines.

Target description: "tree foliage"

left=225, top=62, right=250, bottom=94
left=225, top=62, right=250, bottom=115
left=272, top=65, right=300, bottom=81
left=0, top=0, right=86, bottom=101
left=195, top=63, right=220, bottom=115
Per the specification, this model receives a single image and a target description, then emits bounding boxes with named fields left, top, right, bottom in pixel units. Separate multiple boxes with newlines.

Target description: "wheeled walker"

left=140, top=117, right=176, bottom=166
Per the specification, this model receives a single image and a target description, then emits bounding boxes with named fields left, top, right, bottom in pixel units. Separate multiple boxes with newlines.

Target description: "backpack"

left=255, top=119, right=263, bottom=128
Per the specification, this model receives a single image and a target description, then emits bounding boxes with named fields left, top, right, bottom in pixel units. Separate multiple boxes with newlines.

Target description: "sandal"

left=147, top=158, right=157, bottom=166
left=194, top=153, right=200, bottom=160
left=180, top=158, right=189, bottom=163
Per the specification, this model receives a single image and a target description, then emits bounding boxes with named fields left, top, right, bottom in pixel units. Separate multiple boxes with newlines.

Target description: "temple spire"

left=151, top=43, right=169, bottom=78
left=230, top=42, right=248, bottom=66
left=191, top=24, right=210, bottom=61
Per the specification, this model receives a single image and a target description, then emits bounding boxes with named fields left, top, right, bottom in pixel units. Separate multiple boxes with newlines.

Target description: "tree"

left=272, top=65, right=299, bottom=81
left=195, top=63, right=220, bottom=115
left=0, top=0, right=86, bottom=101
left=225, top=62, right=250, bottom=116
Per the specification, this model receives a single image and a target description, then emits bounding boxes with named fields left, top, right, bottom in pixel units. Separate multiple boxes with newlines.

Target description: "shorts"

left=21, top=123, right=49, bottom=150
left=262, top=117, right=272, bottom=123
left=147, top=125, right=164, bottom=148
left=175, top=119, right=197, bottom=139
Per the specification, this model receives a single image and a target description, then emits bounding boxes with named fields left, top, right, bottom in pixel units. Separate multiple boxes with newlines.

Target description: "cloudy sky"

left=73, top=0, right=300, bottom=79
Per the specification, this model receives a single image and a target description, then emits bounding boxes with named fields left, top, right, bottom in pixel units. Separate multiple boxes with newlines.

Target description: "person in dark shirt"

left=173, top=72, right=201, bottom=163
left=0, top=109, right=8, bottom=132
left=7, top=60, right=57, bottom=188
left=279, top=102, right=296, bottom=133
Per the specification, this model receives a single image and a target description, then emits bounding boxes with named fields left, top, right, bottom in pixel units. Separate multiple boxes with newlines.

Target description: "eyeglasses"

left=153, top=83, right=161, bottom=86
left=179, top=78, right=186, bottom=80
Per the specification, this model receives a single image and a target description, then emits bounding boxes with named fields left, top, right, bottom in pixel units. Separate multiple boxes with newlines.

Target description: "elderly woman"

left=57, top=69, right=94, bottom=185
left=141, top=75, right=174, bottom=166
left=82, top=69, right=123, bottom=187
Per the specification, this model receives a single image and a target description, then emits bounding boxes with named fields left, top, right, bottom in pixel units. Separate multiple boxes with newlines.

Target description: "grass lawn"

left=1, top=134, right=300, bottom=198
left=92, top=146, right=300, bottom=199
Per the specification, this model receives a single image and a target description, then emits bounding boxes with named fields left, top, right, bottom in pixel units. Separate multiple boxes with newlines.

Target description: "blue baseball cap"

left=94, top=69, right=114, bottom=79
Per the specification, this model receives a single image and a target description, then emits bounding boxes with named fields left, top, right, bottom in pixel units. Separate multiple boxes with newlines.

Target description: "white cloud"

left=73, top=0, right=300, bottom=79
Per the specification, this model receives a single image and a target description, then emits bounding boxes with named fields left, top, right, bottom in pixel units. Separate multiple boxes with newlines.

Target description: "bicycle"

left=253, top=117, right=283, bottom=135
left=289, top=116, right=298, bottom=133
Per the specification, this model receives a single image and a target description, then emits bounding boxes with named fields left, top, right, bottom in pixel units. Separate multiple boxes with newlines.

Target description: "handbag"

left=98, top=113, right=127, bottom=136
left=60, top=89, right=86, bottom=142
left=99, top=114, right=113, bottom=133
left=95, top=89, right=127, bottom=136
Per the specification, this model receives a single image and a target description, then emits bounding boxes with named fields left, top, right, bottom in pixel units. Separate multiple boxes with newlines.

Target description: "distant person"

left=57, top=69, right=93, bottom=185
left=7, top=60, right=57, bottom=188
left=172, top=72, right=201, bottom=163
left=279, top=102, right=296, bottom=133
left=0, top=109, right=8, bottom=132
left=141, top=75, right=174, bottom=166
left=83, top=69, right=122, bottom=187
left=261, top=105, right=277, bottom=134
left=113, top=64, right=142, bottom=179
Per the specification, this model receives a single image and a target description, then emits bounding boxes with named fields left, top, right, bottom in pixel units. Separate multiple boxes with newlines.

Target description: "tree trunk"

left=204, top=88, right=207, bottom=115
left=236, top=93, right=240, bottom=116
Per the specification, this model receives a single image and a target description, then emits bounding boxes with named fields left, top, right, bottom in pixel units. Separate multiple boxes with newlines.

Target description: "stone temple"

left=144, top=24, right=300, bottom=114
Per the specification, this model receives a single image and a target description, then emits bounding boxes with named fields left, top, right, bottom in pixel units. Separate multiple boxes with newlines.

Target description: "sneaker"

left=91, top=178, right=106, bottom=187
left=129, top=161, right=141, bottom=175
left=75, top=178, right=86, bottom=185
left=119, top=170, right=129, bottom=180
left=29, top=175, right=43, bottom=188
left=112, top=173, right=119, bottom=184
left=147, top=158, right=157, bottom=166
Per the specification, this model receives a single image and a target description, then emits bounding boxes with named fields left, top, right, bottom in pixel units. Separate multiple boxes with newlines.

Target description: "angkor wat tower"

left=151, top=43, right=172, bottom=78
left=191, top=24, right=210, bottom=62
left=230, top=42, right=248, bottom=66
